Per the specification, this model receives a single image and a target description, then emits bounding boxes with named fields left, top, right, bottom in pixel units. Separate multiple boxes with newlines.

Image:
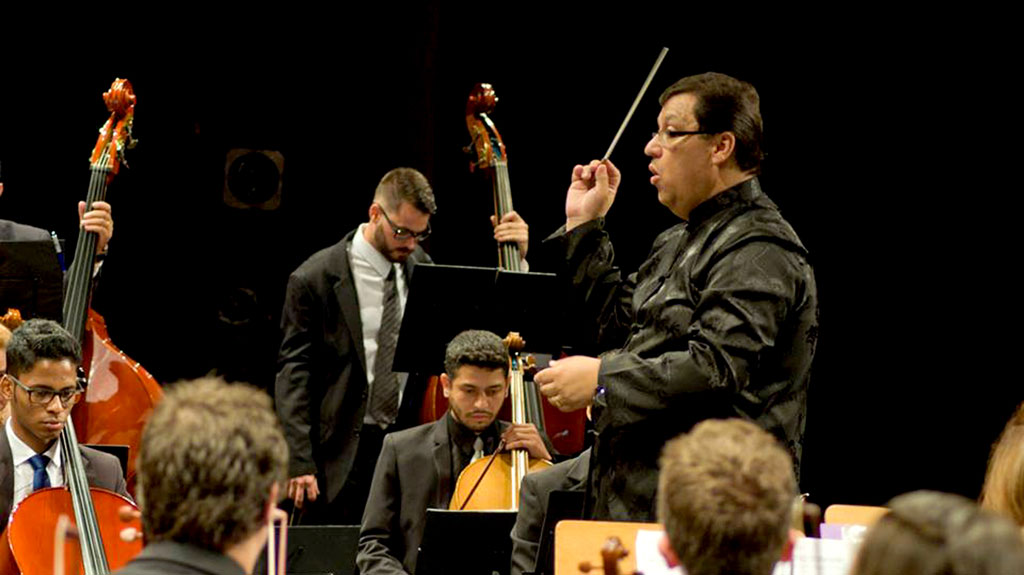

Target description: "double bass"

left=1, top=78, right=146, bottom=574
left=420, top=83, right=586, bottom=456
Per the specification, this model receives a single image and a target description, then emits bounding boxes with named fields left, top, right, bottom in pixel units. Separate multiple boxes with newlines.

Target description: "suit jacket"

left=0, top=429, right=129, bottom=528
left=275, top=227, right=431, bottom=504
left=510, top=449, right=590, bottom=575
left=357, top=416, right=509, bottom=575
left=0, top=219, right=50, bottom=242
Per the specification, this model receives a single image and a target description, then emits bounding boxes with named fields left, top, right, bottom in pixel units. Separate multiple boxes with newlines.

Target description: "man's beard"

left=373, top=225, right=413, bottom=263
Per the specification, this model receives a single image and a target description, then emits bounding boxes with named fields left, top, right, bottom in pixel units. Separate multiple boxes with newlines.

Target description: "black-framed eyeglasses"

left=375, top=204, right=431, bottom=241
left=651, top=129, right=715, bottom=147
left=4, top=373, right=83, bottom=407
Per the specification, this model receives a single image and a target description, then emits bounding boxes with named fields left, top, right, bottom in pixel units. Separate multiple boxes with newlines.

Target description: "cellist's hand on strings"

left=501, top=423, right=551, bottom=461
left=287, top=474, right=320, bottom=509
left=535, top=355, right=601, bottom=412
left=491, top=210, right=529, bottom=260
left=565, top=160, right=620, bottom=231
left=78, top=200, right=113, bottom=254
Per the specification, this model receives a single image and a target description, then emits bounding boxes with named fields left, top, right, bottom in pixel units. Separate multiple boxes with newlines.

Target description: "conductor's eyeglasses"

left=651, top=129, right=714, bottom=147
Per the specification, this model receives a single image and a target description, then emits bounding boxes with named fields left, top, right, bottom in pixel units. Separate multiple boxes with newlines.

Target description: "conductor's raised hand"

left=565, top=160, right=621, bottom=231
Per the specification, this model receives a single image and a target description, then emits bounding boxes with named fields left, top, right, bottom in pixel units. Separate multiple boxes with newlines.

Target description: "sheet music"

left=634, top=529, right=684, bottom=575
left=772, top=537, right=858, bottom=575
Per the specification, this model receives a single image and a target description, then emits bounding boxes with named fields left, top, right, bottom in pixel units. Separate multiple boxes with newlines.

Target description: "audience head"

left=136, top=377, right=288, bottom=553
left=657, top=418, right=796, bottom=575
left=852, top=490, right=1024, bottom=575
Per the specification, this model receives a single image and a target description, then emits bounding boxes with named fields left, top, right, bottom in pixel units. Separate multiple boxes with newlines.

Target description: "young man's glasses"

left=4, top=373, right=83, bottom=407
left=375, top=204, right=431, bottom=241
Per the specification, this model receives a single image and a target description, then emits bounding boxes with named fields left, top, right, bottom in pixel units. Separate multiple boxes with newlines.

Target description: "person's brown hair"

left=659, top=72, right=764, bottom=173
left=658, top=418, right=795, bottom=575
left=136, top=377, right=288, bottom=551
left=374, top=167, right=437, bottom=215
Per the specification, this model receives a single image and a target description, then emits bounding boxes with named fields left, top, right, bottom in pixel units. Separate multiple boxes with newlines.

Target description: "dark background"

left=1, top=9, right=1018, bottom=511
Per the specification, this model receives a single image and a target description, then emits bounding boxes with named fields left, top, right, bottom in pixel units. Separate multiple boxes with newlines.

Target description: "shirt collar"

left=127, top=541, right=247, bottom=575
left=688, top=176, right=762, bottom=226
left=351, top=223, right=397, bottom=278
left=5, top=417, right=62, bottom=469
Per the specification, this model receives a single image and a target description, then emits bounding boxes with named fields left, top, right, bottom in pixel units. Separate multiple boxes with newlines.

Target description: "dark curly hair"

left=443, top=330, right=508, bottom=379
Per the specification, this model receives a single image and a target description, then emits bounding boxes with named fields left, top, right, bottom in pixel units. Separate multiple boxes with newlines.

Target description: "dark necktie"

left=369, top=266, right=400, bottom=426
left=28, top=453, right=51, bottom=490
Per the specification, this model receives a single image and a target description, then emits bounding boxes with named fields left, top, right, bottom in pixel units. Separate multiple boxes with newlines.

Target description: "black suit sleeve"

left=275, top=271, right=320, bottom=478
left=511, top=471, right=544, bottom=575
left=357, top=434, right=409, bottom=575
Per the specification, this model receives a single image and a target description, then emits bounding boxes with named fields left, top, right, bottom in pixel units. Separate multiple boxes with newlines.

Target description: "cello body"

left=0, top=488, right=143, bottom=575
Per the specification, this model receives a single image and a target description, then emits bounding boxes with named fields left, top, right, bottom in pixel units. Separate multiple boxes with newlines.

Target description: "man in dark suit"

left=276, top=168, right=530, bottom=525
left=510, top=448, right=589, bottom=575
left=358, top=330, right=551, bottom=575
left=113, top=378, right=288, bottom=575
left=0, top=319, right=128, bottom=530
left=276, top=168, right=437, bottom=525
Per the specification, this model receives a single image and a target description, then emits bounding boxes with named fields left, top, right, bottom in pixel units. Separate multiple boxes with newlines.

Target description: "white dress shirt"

left=350, top=224, right=410, bottom=426
left=6, top=418, right=64, bottom=507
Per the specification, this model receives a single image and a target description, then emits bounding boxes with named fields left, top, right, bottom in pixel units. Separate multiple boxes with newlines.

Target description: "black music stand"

left=417, top=509, right=518, bottom=575
left=392, top=264, right=563, bottom=375
left=0, top=239, right=63, bottom=322
left=533, top=490, right=586, bottom=575
left=254, top=525, right=360, bottom=575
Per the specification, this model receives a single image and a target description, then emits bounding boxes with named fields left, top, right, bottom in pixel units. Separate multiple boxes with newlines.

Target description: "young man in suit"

left=0, top=319, right=128, bottom=529
left=357, top=329, right=550, bottom=575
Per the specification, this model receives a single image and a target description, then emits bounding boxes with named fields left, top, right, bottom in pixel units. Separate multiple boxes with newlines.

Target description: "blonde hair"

left=980, top=402, right=1024, bottom=527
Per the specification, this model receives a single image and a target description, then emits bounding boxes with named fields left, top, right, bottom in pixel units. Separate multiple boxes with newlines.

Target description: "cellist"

left=357, top=329, right=551, bottom=575
left=0, top=319, right=128, bottom=529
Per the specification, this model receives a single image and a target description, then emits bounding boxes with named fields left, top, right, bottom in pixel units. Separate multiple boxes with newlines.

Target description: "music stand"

left=0, top=240, right=63, bottom=322
left=393, top=264, right=563, bottom=375
left=533, top=490, right=586, bottom=575
left=417, top=509, right=518, bottom=575
left=253, top=525, right=360, bottom=575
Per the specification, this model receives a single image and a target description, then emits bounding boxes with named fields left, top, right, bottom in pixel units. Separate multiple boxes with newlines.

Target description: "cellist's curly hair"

left=3, top=319, right=81, bottom=377
left=443, top=330, right=508, bottom=379
left=136, top=377, right=288, bottom=551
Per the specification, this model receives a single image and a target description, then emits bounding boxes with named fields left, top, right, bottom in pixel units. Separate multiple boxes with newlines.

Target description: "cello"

left=420, top=83, right=587, bottom=455
left=1, top=78, right=145, bottom=574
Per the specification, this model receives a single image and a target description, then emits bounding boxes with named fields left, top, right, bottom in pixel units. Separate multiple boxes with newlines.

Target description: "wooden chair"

left=823, top=504, right=889, bottom=526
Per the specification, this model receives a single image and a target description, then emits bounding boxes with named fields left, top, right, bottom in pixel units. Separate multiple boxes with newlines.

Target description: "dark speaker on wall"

left=223, top=149, right=284, bottom=210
